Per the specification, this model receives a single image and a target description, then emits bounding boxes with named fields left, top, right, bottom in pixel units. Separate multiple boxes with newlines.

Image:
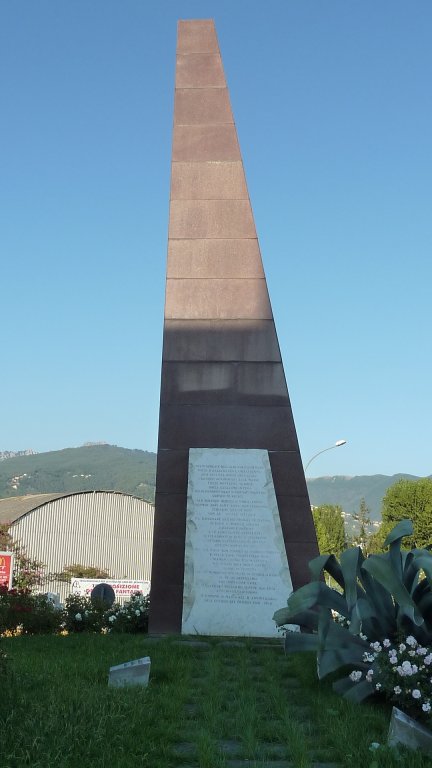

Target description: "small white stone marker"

left=388, top=706, right=432, bottom=756
left=108, top=657, right=151, bottom=688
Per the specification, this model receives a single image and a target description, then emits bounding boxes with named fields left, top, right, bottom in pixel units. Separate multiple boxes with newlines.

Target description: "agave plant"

left=273, top=520, right=432, bottom=702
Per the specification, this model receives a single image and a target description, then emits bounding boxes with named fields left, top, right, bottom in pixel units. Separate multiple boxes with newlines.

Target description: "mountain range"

left=0, top=444, right=426, bottom=519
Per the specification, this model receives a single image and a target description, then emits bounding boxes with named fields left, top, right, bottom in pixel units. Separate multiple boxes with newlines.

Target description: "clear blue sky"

left=1, top=1, right=431, bottom=477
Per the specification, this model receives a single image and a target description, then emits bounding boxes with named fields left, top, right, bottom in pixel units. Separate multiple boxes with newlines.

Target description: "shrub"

left=63, top=594, right=106, bottom=633
left=51, top=563, right=110, bottom=583
left=0, top=524, right=44, bottom=589
left=273, top=519, right=432, bottom=714
left=347, top=634, right=432, bottom=723
left=0, top=586, right=63, bottom=635
left=105, top=592, right=149, bottom=633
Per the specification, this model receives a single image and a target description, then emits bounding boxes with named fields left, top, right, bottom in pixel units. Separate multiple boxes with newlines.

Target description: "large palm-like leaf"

left=273, top=519, right=432, bottom=703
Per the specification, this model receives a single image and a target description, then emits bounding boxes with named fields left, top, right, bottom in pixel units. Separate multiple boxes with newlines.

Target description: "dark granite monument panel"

left=160, top=361, right=289, bottom=405
left=285, top=542, right=319, bottom=590
left=158, top=404, right=298, bottom=451
left=268, top=451, right=309, bottom=497
left=162, top=320, right=282, bottom=361
left=276, top=496, right=319, bottom=542
left=149, top=20, right=318, bottom=634
left=153, top=493, right=187, bottom=540
left=155, top=450, right=190, bottom=494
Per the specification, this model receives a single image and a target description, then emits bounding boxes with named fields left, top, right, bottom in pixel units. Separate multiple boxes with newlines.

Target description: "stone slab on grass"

left=388, top=706, right=432, bottom=756
left=108, top=656, right=151, bottom=688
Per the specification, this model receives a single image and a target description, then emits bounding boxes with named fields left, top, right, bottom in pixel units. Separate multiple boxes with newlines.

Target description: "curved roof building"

left=0, top=491, right=154, bottom=598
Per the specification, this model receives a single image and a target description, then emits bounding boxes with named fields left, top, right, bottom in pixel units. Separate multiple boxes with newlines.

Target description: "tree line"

left=312, top=477, right=432, bottom=557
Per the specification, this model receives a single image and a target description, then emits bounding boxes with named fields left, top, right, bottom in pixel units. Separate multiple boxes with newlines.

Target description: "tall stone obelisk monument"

left=149, top=20, right=318, bottom=635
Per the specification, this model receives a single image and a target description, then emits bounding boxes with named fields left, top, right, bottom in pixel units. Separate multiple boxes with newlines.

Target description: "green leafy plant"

left=50, top=563, right=110, bottom=583
left=0, top=524, right=44, bottom=589
left=0, top=586, right=63, bottom=635
left=273, top=519, right=432, bottom=708
left=105, top=592, right=149, bottom=633
left=63, top=594, right=106, bottom=633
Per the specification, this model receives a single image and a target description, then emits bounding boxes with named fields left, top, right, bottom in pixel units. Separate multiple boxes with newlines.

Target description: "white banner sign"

left=71, top=578, right=150, bottom=600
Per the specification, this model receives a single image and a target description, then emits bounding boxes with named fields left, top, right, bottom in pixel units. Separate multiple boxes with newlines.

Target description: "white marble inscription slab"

left=108, top=657, right=151, bottom=688
left=182, top=448, right=293, bottom=637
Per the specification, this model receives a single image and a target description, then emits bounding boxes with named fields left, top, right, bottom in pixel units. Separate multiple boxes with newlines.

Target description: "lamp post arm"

left=304, top=440, right=347, bottom=475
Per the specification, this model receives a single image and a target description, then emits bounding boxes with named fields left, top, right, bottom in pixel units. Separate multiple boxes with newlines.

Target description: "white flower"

left=424, top=654, right=432, bottom=666
left=366, top=672, right=373, bottom=683
left=399, top=643, right=406, bottom=652
left=349, top=670, right=362, bottom=682
left=389, top=656, right=398, bottom=665
left=360, top=633, right=368, bottom=641
left=402, top=661, right=413, bottom=675
left=375, top=683, right=382, bottom=690
left=422, top=702, right=431, bottom=713
left=394, top=686, right=402, bottom=695
left=135, top=610, right=140, bottom=617
left=408, top=650, right=416, bottom=657
left=75, top=613, right=82, bottom=621
left=369, top=743, right=380, bottom=751
left=363, top=652, right=375, bottom=663
left=383, top=639, right=391, bottom=648
left=412, top=664, right=419, bottom=674
left=412, top=689, right=421, bottom=699
left=416, top=647, right=427, bottom=656
left=108, top=615, right=116, bottom=622
left=406, top=636, right=417, bottom=648
left=371, top=642, right=382, bottom=653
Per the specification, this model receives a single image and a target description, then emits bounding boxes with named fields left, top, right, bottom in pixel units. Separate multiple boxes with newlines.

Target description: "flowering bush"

left=63, top=592, right=150, bottom=634
left=0, top=585, right=63, bottom=635
left=1, top=587, right=150, bottom=636
left=349, top=634, right=432, bottom=723
left=105, top=592, right=149, bottom=633
left=63, top=594, right=106, bottom=634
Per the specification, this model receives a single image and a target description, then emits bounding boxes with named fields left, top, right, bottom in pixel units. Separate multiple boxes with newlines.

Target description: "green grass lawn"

left=1, top=634, right=431, bottom=768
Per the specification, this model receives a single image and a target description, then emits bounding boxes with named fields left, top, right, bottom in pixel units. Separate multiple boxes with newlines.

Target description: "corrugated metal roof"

left=0, top=493, right=68, bottom=524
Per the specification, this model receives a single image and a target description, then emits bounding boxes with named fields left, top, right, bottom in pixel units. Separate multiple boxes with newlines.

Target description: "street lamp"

left=304, top=440, right=347, bottom=475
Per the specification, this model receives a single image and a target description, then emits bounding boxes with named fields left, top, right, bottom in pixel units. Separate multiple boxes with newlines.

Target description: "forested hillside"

left=0, top=444, right=427, bottom=517
left=0, top=445, right=156, bottom=502
left=307, top=473, right=423, bottom=520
